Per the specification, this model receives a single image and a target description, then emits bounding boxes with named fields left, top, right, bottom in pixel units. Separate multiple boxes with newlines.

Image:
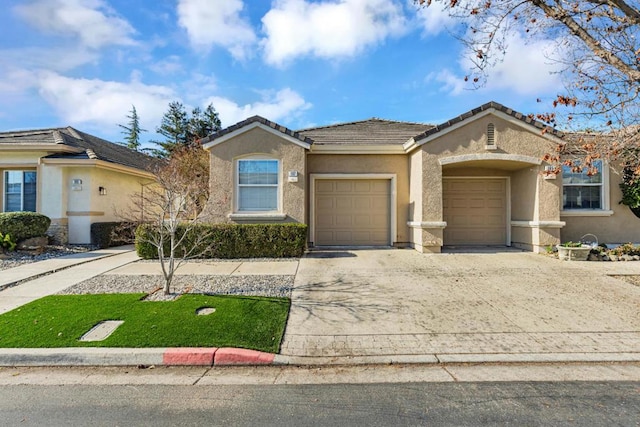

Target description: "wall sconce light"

left=287, top=170, right=299, bottom=183
left=99, top=186, right=107, bottom=195
left=71, top=178, right=82, bottom=191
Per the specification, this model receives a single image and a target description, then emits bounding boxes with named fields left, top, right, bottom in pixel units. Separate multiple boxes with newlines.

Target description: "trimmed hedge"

left=90, top=222, right=137, bottom=249
left=0, top=212, right=51, bottom=243
left=135, top=223, right=307, bottom=259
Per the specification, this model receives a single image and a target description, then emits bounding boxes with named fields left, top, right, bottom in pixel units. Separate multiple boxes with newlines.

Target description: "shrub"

left=135, top=223, right=307, bottom=259
left=609, top=243, right=640, bottom=256
left=90, top=222, right=137, bottom=249
left=0, top=212, right=51, bottom=242
left=559, top=241, right=584, bottom=248
left=0, top=232, right=16, bottom=252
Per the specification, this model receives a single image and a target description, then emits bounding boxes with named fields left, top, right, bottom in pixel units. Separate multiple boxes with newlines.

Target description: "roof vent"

left=485, top=123, right=497, bottom=150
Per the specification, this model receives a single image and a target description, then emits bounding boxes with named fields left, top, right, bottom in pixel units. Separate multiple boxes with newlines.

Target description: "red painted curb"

left=163, top=348, right=217, bottom=366
left=214, top=348, right=275, bottom=365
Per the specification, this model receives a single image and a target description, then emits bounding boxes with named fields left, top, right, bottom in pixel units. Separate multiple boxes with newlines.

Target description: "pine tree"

left=118, top=105, right=146, bottom=151
left=149, top=101, right=189, bottom=158
left=149, top=102, right=222, bottom=157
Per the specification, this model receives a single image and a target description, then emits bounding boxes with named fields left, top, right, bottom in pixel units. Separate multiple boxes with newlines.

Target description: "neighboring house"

left=199, top=101, right=640, bottom=253
left=0, top=127, right=155, bottom=244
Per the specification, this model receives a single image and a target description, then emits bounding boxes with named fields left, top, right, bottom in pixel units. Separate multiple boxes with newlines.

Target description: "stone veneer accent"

left=47, top=218, right=68, bottom=245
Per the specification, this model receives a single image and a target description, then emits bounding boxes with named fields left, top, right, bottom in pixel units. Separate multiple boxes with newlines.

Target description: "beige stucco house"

left=0, top=127, right=155, bottom=244
left=199, top=101, right=640, bottom=253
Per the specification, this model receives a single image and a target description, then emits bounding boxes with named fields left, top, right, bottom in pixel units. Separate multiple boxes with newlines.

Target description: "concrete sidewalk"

left=0, top=245, right=135, bottom=291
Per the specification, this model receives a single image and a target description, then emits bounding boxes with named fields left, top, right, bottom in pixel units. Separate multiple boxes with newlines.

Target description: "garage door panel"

left=487, top=197, right=504, bottom=208
left=317, top=197, right=334, bottom=209
left=335, top=181, right=353, bottom=192
left=353, top=181, right=371, bottom=192
left=371, top=181, right=389, bottom=193
left=443, top=178, right=507, bottom=246
left=315, top=179, right=390, bottom=246
left=469, top=198, right=485, bottom=209
left=450, top=198, right=468, bottom=209
left=316, top=181, right=335, bottom=193
left=354, top=198, right=371, bottom=209
left=335, top=215, right=352, bottom=226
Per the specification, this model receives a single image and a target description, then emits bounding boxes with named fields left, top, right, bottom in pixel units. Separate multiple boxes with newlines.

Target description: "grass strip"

left=0, top=294, right=290, bottom=353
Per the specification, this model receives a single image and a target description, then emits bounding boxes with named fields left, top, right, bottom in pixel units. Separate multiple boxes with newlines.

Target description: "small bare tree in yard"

left=130, top=147, right=213, bottom=295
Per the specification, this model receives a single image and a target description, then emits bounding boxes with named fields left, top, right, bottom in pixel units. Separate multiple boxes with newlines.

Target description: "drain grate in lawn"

left=0, top=294, right=290, bottom=353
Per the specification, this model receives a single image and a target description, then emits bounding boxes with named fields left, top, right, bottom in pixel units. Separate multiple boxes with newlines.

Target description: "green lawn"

left=0, top=294, right=290, bottom=353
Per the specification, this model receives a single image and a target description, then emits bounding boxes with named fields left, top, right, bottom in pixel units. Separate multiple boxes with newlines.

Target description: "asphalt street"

left=1, top=381, right=638, bottom=426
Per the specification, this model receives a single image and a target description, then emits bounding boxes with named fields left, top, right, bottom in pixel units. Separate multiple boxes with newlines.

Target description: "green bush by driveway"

left=136, top=223, right=307, bottom=259
left=0, top=294, right=290, bottom=353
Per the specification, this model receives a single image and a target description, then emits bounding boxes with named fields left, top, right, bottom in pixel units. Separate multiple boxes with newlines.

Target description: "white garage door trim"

left=442, top=176, right=511, bottom=246
left=310, top=174, right=397, bottom=246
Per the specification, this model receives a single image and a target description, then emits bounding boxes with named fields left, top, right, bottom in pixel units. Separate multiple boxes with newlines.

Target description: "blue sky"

left=0, top=0, right=563, bottom=145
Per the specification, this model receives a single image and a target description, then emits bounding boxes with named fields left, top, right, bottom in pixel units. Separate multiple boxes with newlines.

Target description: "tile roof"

left=411, top=101, right=563, bottom=143
left=196, top=101, right=565, bottom=150
left=200, top=115, right=313, bottom=146
left=298, top=118, right=434, bottom=145
left=0, top=127, right=156, bottom=172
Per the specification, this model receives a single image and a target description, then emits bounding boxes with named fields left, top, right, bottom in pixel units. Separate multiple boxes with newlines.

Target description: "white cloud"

left=149, top=55, right=184, bottom=75
left=427, top=69, right=466, bottom=95
left=472, top=33, right=563, bottom=95
left=177, top=0, right=257, bottom=60
left=205, top=88, right=312, bottom=126
left=414, top=0, right=456, bottom=36
left=36, top=72, right=176, bottom=128
left=432, top=32, right=563, bottom=96
left=261, top=0, right=408, bottom=66
left=14, top=0, right=135, bottom=49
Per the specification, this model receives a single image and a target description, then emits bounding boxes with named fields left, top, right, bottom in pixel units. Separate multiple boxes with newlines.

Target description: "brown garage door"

left=315, top=179, right=390, bottom=246
left=443, top=178, right=507, bottom=246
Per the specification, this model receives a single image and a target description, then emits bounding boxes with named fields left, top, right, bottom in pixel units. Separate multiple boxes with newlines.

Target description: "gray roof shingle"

left=201, top=116, right=313, bottom=146
left=298, top=118, right=434, bottom=145
left=0, top=127, right=155, bottom=172
left=411, top=101, right=562, bottom=142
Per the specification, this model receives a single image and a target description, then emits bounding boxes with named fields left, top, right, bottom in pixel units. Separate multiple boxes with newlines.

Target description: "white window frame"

left=560, top=159, right=613, bottom=217
left=234, top=157, right=281, bottom=214
left=4, top=170, right=37, bottom=212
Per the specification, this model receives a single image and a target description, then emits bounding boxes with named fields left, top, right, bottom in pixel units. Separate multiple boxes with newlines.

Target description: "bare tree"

left=126, top=149, right=215, bottom=295
left=417, top=0, right=640, bottom=174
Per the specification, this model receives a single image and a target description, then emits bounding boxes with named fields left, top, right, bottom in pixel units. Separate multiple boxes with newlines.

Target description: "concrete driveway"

left=280, top=248, right=640, bottom=360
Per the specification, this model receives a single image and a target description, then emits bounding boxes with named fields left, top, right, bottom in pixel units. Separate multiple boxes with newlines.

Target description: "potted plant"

left=557, top=241, right=592, bottom=261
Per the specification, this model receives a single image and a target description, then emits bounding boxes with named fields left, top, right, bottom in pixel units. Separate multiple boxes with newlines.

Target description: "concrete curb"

left=1, top=348, right=639, bottom=367
left=0, top=347, right=277, bottom=367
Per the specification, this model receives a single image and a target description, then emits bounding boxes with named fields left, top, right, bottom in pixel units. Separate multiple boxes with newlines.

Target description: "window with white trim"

left=562, top=160, right=603, bottom=210
left=4, top=170, right=36, bottom=212
left=237, top=159, right=279, bottom=212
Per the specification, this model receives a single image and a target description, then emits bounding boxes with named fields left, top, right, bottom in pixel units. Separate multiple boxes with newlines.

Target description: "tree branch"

left=530, top=0, right=640, bottom=82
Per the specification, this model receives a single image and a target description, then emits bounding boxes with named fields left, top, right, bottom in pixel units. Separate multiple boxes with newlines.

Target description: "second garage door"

left=443, top=178, right=507, bottom=246
left=315, top=179, right=390, bottom=246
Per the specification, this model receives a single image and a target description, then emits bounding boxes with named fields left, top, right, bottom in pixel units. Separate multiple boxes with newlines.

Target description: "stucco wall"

left=89, top=167, right=148, bottom=221
left=307, top=153, right=409, bottom=245
left=200, top=127, right=307, bottom=224
left=562, top=171, right=640, bottom=244
left=415, top=114, right=562, bottom=250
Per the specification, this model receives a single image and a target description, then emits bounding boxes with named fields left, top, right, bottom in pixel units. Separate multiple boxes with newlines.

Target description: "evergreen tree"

left=149, top=101, right=189, bottom=158
left=149, top=102, right=222, bottom=157
left=118, top=105, right=146, bottom=151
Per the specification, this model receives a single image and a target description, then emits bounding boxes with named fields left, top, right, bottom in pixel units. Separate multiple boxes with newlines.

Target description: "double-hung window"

left=562, top=160, right=603, bottom=210
left=4, top=170, right=37, bottom=212
left=237, top=159, right=279, bottom=212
